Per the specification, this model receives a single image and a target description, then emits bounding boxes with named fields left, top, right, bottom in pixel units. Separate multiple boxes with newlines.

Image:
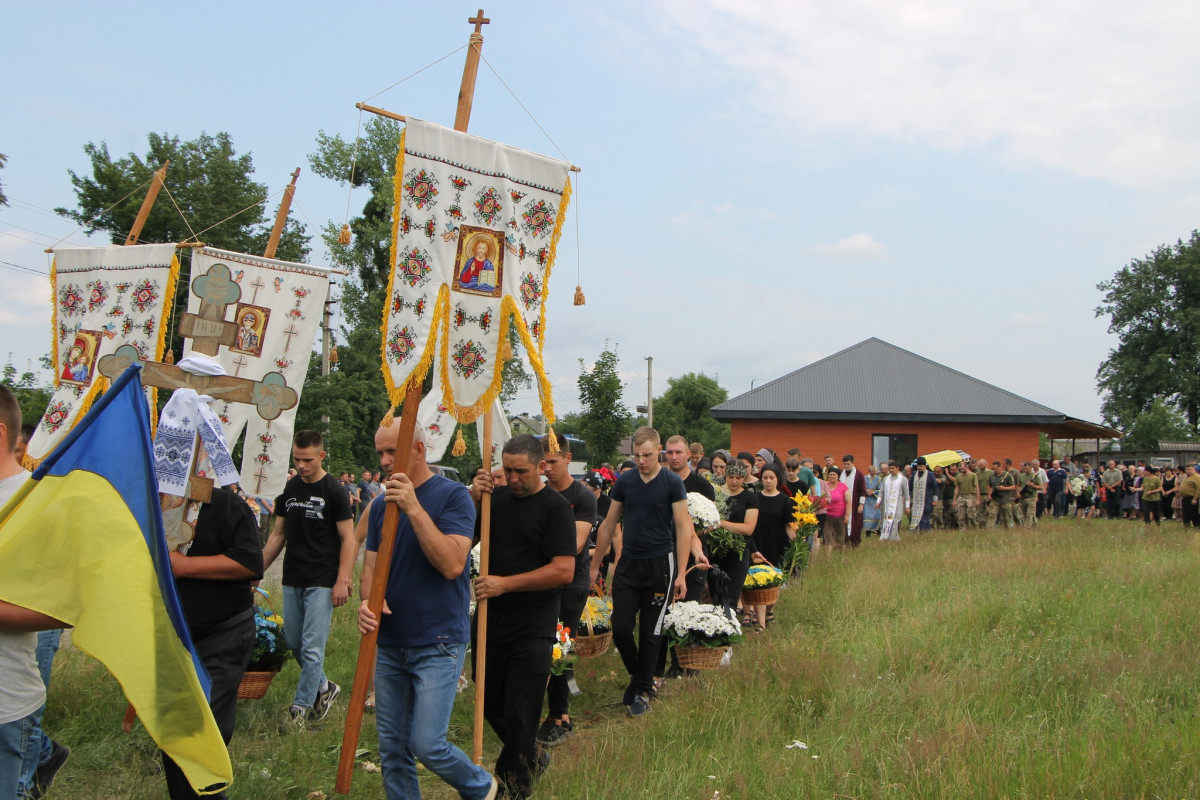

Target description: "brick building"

left=710, top=338, right=1117, bottom=466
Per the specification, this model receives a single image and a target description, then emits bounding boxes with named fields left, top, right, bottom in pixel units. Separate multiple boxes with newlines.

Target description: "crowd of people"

left=6, top=373, right=1200, bottom=800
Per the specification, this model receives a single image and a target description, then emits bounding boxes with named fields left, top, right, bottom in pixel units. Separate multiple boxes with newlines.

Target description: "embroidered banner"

left=417, top=368, right=458, bottom=463
left=25, top=244, right=179, bottom=467
left=382, top=118, right=572, bottom=424
left=183, top=248, right=332, bottom=498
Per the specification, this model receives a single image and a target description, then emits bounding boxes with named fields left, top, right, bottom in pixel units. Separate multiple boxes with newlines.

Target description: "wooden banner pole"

left=472, top=411, right=493, bottom=763
left=335, top=10, right=491, bottom=794
left=124, top=161, right=170, bottom=246
left=263, top=168, right=301, bottom=260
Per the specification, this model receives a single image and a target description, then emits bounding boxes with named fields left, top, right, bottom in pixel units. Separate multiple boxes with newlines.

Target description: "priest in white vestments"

left=879, top=460, right=910, bottom=541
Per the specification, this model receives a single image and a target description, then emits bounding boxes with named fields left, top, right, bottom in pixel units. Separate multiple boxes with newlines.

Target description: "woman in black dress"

left=749, top=464, right=795, bottom=630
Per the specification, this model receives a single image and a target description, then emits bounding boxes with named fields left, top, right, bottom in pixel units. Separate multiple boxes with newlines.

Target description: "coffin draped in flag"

left=0, top=364, right=233, bottom=794
left=382, top=118, right=571, bottom=423
left=25, top=243, right=179, bottom=467
left=182, top=248, right=332, bottom=498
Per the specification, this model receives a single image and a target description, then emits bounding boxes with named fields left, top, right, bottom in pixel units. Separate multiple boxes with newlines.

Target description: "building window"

left=872, top=434, right=918, bottom=467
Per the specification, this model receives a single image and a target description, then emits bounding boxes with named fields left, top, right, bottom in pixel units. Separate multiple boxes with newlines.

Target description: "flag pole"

left=335, top=10, right=491, bottom=793
left=118, top=159, right=172, bottom=734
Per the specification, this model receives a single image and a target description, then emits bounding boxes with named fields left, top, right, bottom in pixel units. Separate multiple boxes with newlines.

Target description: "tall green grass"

left=39, top=519, right=1200, bottom=798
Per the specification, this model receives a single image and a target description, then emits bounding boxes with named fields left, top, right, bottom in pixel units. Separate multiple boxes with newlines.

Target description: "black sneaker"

left=628, top=694, right=651, bottom=717
left=30, top=741, right=70, bottom=799
left=311, top=680, right=341, bottom=721
left=536, top=719, right=573, bottom=747
left=621, top=684, right=636, bottom=707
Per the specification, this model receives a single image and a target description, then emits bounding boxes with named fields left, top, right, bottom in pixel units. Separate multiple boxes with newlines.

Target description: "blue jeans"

left=375, top=642, right=492, bottom=800
left=282, top=586, right=333, bottom=710
left=17, top=629, right=61, bottom=795
left=0, top=714, right=36, bottom=799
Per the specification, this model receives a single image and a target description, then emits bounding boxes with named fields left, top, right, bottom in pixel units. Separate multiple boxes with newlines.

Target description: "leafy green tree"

left=1120, top=398, right=1194, bottom=451
left=650, top=372, right=731, bottom=454
left=293, top=283, right=390, bottom=476
left=577, top=343, right=632, bottom=464
left=2, top=356, right=52, bottom=431
left=1096, top=231, right=1200, bottom=435
left=309, top=118, right=403, bottom=290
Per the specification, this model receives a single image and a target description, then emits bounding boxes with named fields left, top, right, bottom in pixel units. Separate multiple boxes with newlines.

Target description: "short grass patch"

left=37, top=519, right=1200, bottom=798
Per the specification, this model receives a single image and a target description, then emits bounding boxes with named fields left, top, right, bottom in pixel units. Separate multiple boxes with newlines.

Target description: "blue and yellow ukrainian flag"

left=0, top=365, right=232, bottom=794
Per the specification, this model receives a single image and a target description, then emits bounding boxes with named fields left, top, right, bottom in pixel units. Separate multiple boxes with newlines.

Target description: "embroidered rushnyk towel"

left=382, top=117, right=572, bottom=425
left=26, top=243, right=179, bottom=467
left=183, top=248, right=332, bottom=498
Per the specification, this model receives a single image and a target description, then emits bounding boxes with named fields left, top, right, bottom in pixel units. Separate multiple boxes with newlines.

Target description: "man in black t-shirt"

left=163, top=487, right=264, bottom=799
left=471, top=435, right=575, bottom=800
left=264, top=430, right=355, bottom=728
left=535, top=434, right=597, bottom=748
left=589, top=427, right=707, bottom=717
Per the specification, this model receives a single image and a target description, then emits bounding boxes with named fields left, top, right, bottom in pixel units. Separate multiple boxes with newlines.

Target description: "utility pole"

left=645, top=356, right=653, bottom=428
left=320, top=295, right=333, bottom=429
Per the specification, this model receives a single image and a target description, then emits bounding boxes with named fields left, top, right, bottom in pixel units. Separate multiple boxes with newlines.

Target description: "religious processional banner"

left=382, top=117, right=572, bottom=423
left=183, top=248, right=332, bottom=498
left=415, top=363, right=511, bottom=465
left=25, top=243, right=179, bottom=468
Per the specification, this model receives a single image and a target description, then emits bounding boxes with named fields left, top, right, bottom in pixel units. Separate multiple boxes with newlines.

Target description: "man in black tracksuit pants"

left=589, top=427, right=707, bottom=717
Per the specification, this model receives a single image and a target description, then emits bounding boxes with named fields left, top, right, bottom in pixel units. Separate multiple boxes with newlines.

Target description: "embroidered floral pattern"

left=450, top=175, right=471, bottom=192
left=403, top=168, right=440, bottom=210
left=87, top=280, right=110, bottom=312
left=387, top=325, right=417, bottom=365
left=519, top=272, right=542, bottom=310
left=58, top=285, right=84, bottom=318
left=42, top=400, right=73, bottom=434
left=451, top=339, right=487, bottom=380
left=397, top=247, right=433, bottom=288
left=521, top=199, right=556, bottom=238
left=132, top=279, right=159, bottom=313
left=474, top=187, right=503, bottom=225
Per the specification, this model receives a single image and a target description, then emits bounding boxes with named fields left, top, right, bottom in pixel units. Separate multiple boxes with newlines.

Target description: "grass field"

left=37, top=517, right=1200, bottom=799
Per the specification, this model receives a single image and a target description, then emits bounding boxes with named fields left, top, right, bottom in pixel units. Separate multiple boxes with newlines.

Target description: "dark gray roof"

left=711, top=338, right=1065, bottom=424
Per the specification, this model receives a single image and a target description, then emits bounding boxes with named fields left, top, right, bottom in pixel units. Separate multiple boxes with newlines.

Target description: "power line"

left=0, top=259, right=49, bottom=276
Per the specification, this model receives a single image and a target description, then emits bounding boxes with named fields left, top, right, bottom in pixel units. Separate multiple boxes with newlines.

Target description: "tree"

left=2, top=355, right=52, bottom=431
left=59, top=132, right=310, bottom=259
left=293, top=282, right=391, bottom=476
left=309, top=118, right=403, bottom=290
left=577, top=343, right=632, bottom=464
left=649, top=372, right=731, bottom=454
left=1095, top=231, right=1200, bottom=435
left=58, top=132, right=311, bottom=359
left=1120, top=398, right=1194, bottom=451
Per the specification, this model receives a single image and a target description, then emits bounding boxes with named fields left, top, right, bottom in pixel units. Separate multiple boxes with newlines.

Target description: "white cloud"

left=809, top=232, right=889, bottom=259
left=658, top=0, right=1200, bottom=188
left=1002, top=311, right=1050, bottom=329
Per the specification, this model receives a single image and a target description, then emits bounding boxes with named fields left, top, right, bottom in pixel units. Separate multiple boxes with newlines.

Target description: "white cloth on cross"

left=182, top=248, right=332, bottom=498
left=154, top=389, right=239, bottom=497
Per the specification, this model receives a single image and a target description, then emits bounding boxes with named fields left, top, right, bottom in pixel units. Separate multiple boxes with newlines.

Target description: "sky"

left=4, top=1, right=1199, bottom=428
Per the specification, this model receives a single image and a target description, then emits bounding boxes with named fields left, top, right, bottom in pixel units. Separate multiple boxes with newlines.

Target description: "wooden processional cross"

left=336, top=9, right=495, bottom=794
left=97, top=168, right=303, bottom=503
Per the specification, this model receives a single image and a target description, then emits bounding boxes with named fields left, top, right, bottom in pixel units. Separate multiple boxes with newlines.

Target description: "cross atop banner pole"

left=336, top=10, right=493, bottom=793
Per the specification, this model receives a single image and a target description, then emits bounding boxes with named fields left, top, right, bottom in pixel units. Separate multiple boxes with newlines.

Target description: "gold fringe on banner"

left=546, top=425, right=559, bottom=453
left=534, top=178, right=571, bottom=356
left=451, top=427, right=467, bottom=457
left=380, top=406, right=395, bottom=428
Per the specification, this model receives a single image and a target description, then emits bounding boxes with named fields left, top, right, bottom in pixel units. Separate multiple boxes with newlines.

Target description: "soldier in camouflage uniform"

left=993, top=458, right=1020, bottom=529
left=975, top=460, right=996, bottom=528
left=1017, top=462, right=1041, bottom=528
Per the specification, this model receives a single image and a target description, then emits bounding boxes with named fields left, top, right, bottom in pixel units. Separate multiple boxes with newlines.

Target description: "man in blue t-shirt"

left=358, top=424, right=497, bottom=800
left=590, top=427, right=707, bottom=717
